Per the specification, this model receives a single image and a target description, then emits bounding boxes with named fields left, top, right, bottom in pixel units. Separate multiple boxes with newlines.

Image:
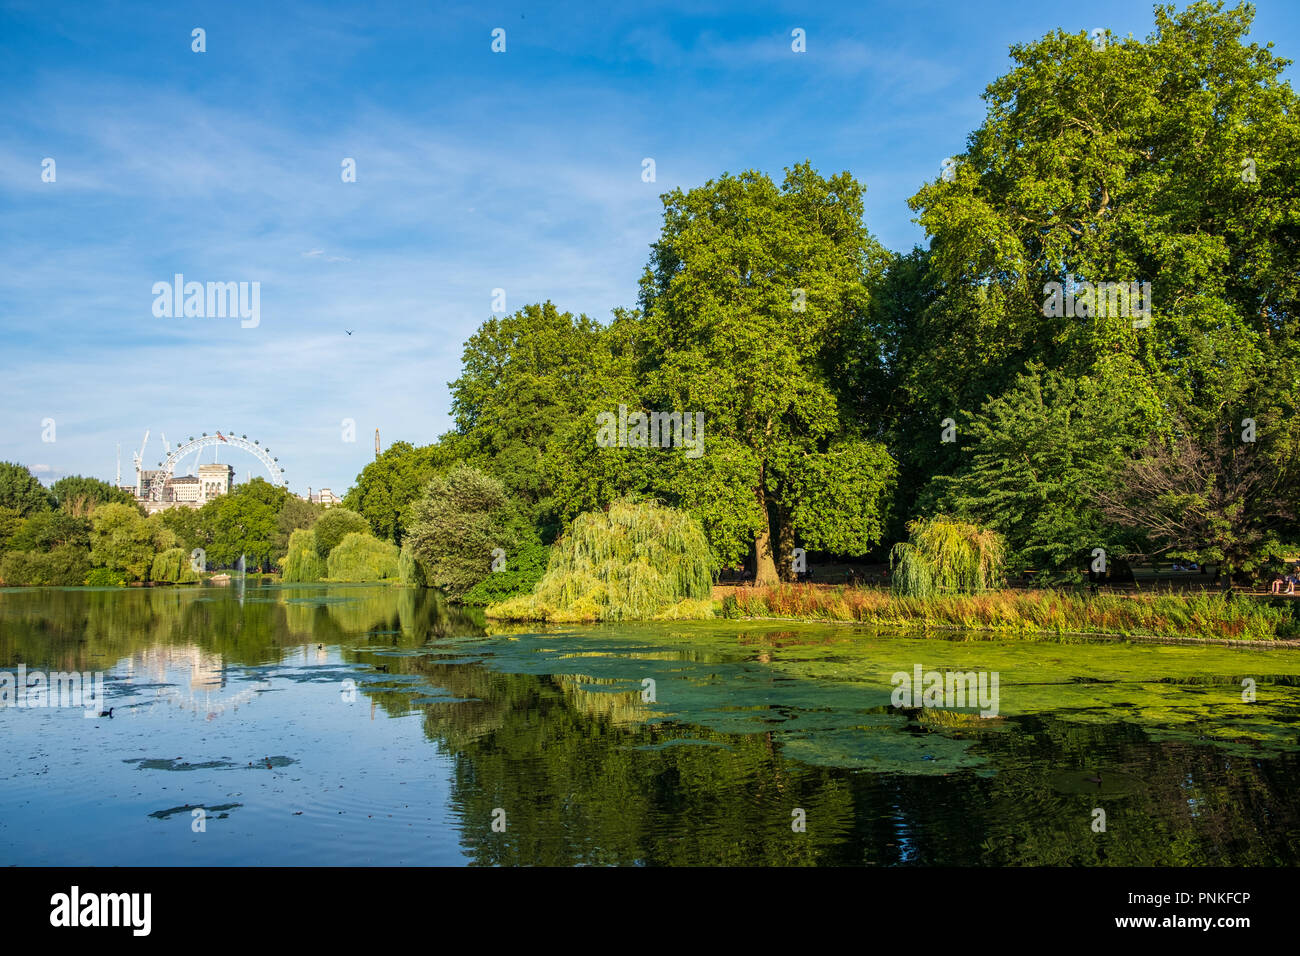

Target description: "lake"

left=2, top=582, right=1299, bottom=866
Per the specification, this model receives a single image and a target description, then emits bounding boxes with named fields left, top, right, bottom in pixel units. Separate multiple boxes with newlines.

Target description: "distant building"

left=169, top=475, right=201, bottom=503
left=198, top=464, right=234, bottom=502
left=136, top=469, right=162, bottom=498
left=135, top=463, right=235, bottom=513
left=303, top=486, right=338, bottom=508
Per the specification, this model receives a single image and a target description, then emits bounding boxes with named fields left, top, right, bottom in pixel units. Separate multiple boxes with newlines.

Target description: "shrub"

left=488, top=500, right=713, bottom=622
left=403, top=464, right=510, bottom=599
left=326, top=532, right=401, bottom=582
left=282, top=528, right=327, bottom=583
left=0, top=546, right=91, bottom=586
left=84, top=567, right=127, bottom=588
left=461, top=541, right=551, bottom=605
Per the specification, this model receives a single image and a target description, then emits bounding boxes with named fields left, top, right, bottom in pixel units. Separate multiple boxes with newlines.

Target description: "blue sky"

left=3, top=0, right=1298, bottom=495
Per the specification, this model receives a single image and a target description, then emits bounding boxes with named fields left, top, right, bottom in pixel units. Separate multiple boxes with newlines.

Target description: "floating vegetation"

left=148, top=803, right=242, bottom=820
left=918, top=707, right=1003, bottom=728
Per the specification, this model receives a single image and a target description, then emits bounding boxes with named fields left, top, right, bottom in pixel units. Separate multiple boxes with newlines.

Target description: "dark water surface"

left=2, top=583, right=1299, bottom=866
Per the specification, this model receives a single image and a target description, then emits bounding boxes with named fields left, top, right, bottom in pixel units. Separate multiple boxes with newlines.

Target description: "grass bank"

left=718, top=584, right=1300, bottom=643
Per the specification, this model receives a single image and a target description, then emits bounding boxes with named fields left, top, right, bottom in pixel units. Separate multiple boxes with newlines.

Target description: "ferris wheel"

left=148, top=431, right=286, bottom=500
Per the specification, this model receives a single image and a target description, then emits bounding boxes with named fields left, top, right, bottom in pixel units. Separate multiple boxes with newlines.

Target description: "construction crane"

left=131, top=430, right=150, bottom=476
left=160, top=432, right=171, bottom=455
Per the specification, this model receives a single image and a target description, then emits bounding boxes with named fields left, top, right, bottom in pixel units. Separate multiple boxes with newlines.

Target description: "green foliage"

left=460, top=541, right=551, bottom=606
left=89, top=503, right=176, bottom=582
left=404, top=464, right=511, bottom=599
left=398, top=542, right=430, bottom=587
left=0, top=506, right=22, bottom=551
left=489, top=500, right=713, bottom=622
left=925, top=362, right=1160, bottom=571
left=890, top=516, right=1007, bottom=598
left=50, top=475, right=136, bottom=514
left=782, top=439, right=897, bottom=556
left=149, top=547, right=199, bottom=584
left=230, top=477, right=291, bottom=510
left=343, top=441, right=443, bottom=545
left=446, top=302, right=610, bottom=544
left=0, top=546, right=90, bottom=586
left=158, top=505, right=204, bottom=553
left=0, top=462, right=54, bottom=516
left=326, top=532, right=401, bottom=582
left=6, top=511, right=91, bottom=553
left=312, top=507, right=371, bottom=560
left=84, top=567, right=127, bottom=587
left=275, top=495, right=322, bottom=557
left=196, top=493, right=278, bottom=570
left=880, top=1, right=1300, bottom=554
left=627, top=162, right=894, bottom=579
left=281, top=528, right=327, bottom=583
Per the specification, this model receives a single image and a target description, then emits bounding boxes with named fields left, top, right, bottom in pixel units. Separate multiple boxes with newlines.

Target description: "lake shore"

left=713, top=583, right=1300, bottom=644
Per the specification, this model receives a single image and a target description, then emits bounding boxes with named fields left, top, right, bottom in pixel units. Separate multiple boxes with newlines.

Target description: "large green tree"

left=405, top=463, right=511, bottom=599
left=632, top=162, right=895, bottom=581
left=50, top=475, right=136, bottom=514
left=446, top=301, right=613, bottom=544
left=343, top=441, right=442, bottom=544
left=89, top=503, right=176, bottom=581
left=884, top=1, right=1300, bottom=557
left=197, top=493, right=278, bottom=570
left=0, top=463, right=54, bottom=516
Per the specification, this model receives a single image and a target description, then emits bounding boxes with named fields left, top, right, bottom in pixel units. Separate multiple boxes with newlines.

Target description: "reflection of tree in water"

left=964, top=718, right=1300, bottom=865
left=410, top=663, right=848, bottom=865
left=0, top=585, right=486, bottom=673
left=5, top=587, right=1299, bottom=864
left=402, top=657, right=1300, bottom=866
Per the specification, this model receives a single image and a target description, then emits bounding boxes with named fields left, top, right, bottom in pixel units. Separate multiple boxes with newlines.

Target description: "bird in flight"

left=345, top=329, right=353, bottom=335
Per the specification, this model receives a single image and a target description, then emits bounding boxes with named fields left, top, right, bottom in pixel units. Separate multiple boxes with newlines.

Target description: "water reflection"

left=1, top=584, right=1299, bottom=865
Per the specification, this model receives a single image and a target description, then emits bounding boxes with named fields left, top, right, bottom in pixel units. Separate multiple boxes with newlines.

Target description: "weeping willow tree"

left=281, top=528, right=326, bottom=583
left=488, top=500, right=713, bottom=622
left=149, top=547, right=199, bottom=584
left=890, top=516, right=1005, bottom=598
left=327, top=532, right=401, bottom=582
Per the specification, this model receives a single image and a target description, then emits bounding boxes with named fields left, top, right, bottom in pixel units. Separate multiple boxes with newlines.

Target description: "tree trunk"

left=753, top=479, right=779, bottom=586
left=775, top=508, right=796, bottom=582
